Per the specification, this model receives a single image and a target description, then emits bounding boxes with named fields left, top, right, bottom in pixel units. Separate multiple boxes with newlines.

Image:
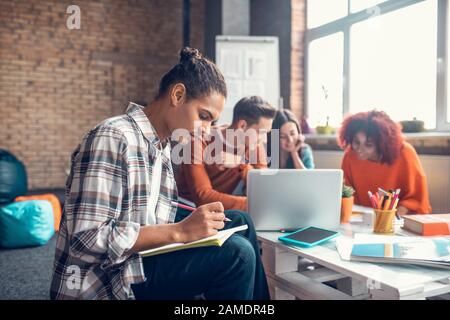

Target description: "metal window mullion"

left=436, top=0, right=450, bottom=131
left=304, top=39, right=310, bottom=118
left=343, top=25, right=350, bottom=117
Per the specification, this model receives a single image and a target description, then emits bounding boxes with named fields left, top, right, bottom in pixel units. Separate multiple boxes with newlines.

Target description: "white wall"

left=313, top=151, right=450, bottom=213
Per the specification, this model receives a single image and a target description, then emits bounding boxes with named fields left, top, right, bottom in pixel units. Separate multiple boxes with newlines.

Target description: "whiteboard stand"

left=216, top=35, right=281, bottom=125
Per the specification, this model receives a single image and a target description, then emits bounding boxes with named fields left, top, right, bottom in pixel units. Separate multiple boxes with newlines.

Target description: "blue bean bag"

left=0, top=200, right=55, bottom=248
left=0, top=149, right=28, bottom=204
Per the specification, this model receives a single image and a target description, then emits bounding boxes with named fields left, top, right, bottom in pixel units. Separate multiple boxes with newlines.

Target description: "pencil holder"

left=373, top=209, right=396, bottom=234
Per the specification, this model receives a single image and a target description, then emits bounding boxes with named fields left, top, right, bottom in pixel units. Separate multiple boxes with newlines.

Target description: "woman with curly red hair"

left=338, top=110, right=431, bottom=215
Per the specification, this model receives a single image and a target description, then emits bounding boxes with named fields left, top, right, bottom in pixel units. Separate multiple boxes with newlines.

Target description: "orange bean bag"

left=15, top=193, right=62, bottom=231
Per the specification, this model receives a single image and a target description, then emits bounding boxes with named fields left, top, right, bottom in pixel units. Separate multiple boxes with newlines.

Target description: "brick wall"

left=0, top=0, right=204, bottom=189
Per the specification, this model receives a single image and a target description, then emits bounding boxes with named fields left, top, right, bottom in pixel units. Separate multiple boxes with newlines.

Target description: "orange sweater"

left=341, top=142, right=431, bottom=214
left=176, top=129, right=267, bottom=211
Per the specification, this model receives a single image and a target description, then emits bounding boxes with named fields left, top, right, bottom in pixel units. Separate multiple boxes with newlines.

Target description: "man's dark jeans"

left=131, top=208, right=270, bottom=300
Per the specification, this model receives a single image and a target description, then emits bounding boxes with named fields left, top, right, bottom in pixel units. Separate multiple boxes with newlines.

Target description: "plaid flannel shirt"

left=50, top=103, right=178, bottom=300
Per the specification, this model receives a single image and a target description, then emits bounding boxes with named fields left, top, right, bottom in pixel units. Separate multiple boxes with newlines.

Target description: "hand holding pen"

left=172, top=202, right=232, bottom=222
left=172, top=201, right=231, bottom=242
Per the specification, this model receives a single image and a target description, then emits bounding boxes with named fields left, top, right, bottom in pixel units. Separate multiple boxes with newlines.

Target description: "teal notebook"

left=351, top=238, right=450, bottom=269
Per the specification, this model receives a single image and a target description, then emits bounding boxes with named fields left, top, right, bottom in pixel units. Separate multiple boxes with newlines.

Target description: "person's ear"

left=236, top=119, right=248, bottom=131
left=169, top=83, right=186, bottom=108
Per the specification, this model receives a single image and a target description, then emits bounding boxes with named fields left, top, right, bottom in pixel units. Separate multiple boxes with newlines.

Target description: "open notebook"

left=140, top=224, right=248, bottom=257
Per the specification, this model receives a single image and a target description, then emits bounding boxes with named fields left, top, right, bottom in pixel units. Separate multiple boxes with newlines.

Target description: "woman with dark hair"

left=339, top=110, right=431, bottom=216
left=51, top=47, right=269, bottom=300
left=269, top=109, right=314, bottom=169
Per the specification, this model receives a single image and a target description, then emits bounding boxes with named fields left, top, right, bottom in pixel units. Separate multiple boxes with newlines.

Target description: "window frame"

left=304, top=0, right=450, bottom=131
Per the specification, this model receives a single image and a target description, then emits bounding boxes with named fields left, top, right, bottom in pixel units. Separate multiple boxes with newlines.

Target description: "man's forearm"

left=129, top=223, right=184, bottom=253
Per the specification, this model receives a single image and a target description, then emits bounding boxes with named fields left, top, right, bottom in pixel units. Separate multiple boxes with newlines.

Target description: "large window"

left=306, top=0, right=450, bottom=131
left=307, top=0, right=348, bottom=28
left=307, top=33, right=344, bottom=128
left=350, top=1, right=437, bottom=128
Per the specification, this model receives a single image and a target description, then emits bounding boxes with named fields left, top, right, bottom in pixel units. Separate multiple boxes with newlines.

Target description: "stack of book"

left=402, top=214, right=450, bottom=236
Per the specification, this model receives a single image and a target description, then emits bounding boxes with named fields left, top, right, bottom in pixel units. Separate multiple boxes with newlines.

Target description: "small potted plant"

left=400, top=117, right=425, bottom=133
left=315, top=116, right=334, bottom=135
left=341, top=184, right=355, bottom=223
left=315, top=86, right=334, bottom=135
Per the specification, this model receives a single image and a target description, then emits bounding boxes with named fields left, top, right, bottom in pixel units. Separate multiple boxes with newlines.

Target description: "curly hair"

left=338, top=110, right=404, bottom=164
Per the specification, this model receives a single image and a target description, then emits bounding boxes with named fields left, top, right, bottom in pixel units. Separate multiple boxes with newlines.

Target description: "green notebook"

left=140, top=224, right=248, bottom=257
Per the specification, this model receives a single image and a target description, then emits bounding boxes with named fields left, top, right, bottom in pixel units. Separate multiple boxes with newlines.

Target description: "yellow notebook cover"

left=140, top=224, right=248, bottom=257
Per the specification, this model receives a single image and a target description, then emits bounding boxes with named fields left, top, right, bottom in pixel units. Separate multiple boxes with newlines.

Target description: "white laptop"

left=247, top=169, right=343, bottom=231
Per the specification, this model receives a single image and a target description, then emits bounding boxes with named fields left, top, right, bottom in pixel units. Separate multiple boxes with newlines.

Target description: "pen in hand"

left=172, top=202, right=232, bottom=222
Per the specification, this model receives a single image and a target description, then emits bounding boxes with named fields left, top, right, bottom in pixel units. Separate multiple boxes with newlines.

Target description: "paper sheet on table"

left=335, top=236, right=353, bottom=261
left=352, top=205, right=373, bottom=214
left=353, top=233, right=422, bottom=244
left=335, top=233, right=422, bottom=261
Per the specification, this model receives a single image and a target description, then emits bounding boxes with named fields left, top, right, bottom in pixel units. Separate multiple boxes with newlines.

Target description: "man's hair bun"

left=179, top=47, right=202, bottom=64
left=157, top=47, right=227, bottom=100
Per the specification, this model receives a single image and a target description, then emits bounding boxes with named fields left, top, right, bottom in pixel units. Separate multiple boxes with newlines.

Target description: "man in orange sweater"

left=176, top=96, right=277, bottom=211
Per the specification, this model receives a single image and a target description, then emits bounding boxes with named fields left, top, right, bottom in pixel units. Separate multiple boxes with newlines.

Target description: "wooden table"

left=257, top=220, right=450, bottom=300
